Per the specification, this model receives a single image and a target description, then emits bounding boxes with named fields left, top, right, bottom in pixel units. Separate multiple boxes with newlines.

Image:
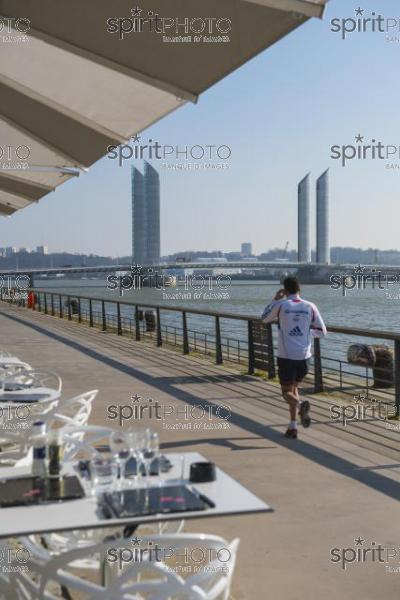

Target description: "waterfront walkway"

left=1, top=302, right=400, bottom=599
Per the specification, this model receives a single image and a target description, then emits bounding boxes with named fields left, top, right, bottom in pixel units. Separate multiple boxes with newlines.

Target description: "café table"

left=0, top=452, right=273, bottom=539
left=0, top=388, right=61, bottom=429
left=0, top=369, right=61, bottom=413
left=0, top=357, right=32, bottom=371
left=0, top=389, right=60, bottom=405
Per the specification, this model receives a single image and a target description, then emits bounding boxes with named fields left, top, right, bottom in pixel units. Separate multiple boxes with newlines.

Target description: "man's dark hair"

left=283, top=276, right=300, bottom=295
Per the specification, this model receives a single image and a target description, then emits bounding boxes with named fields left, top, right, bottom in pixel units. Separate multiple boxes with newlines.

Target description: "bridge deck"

left=1, top=303, right=400, bottom=599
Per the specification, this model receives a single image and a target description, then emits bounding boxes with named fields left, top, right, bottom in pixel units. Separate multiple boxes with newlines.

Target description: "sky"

left=2, top=0, right=400, bottom=257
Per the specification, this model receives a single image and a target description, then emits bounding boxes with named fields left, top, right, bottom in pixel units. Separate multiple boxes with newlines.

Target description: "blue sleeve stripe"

left=261, top=304, right=274, bottom=319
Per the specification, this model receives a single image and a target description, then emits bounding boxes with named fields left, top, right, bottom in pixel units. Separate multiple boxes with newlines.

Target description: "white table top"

left=0, top=388, right=60, bottom=412
left=0, top=452, right=272, bottom=539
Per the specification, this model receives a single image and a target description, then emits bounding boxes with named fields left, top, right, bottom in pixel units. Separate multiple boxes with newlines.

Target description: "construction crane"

left=282, top=241, right=289, bottom=259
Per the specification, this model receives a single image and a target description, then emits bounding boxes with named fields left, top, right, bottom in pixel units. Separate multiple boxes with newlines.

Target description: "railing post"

left=215, top=316, right=223, bottom=365
left=44, top=293, right=48, bottom=315
left=101, top=300, right=106, bottom=331
left=394, top=340, right=400, bottom=418
left=266, top=323, right=276, bottom=379
left=314, top=337, right=324, bottom=393
left=248, top=320, right=255, bottom=375
left=67, top=295, right=72, bottom=320
left=59, top=295, right=63, bottom=318
left=135, top=306, right=141, bottom=341
left=51, top=294, right=55, bottom=316
left=89, top=299, right=93, bottom=327
left=78, top=298, right=82, bottom=323
left=156, top=307, right=162, bottom=347
left=117, top=302, right=122, bottom=335
left=182, top=311, right=189, bottom=355
left=37, top=293, right=41, bottom=312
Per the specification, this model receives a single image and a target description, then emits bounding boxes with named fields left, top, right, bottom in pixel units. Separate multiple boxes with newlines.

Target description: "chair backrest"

left=43, top=389, right=98, bottom=430
left=2, top=421, right=107, bottom=472
left=0, top=538, right=23, bottom=599
left=0, top=427, right=33, bottom=465
left=0, top=382, right=85, bottom=467
left=0, top=391, right=62, bottom=466
left=61, top=423, right=112, bottom=462
left=0, top=401, right=57, bottom=466
left=14, top=533, right=240, bottom=600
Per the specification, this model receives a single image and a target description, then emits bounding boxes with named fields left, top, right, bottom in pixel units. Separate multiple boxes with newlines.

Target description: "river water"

left=33, top=279, right=400, bottom=334
left=29, top=279, right=400, bottom=389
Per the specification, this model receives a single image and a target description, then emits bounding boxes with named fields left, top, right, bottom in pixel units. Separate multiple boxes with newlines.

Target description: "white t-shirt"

left=261, top=294, right=327, bottom=360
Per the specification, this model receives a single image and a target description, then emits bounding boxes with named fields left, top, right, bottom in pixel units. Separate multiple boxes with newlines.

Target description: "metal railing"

left=3, top=288, right=400, bottom=416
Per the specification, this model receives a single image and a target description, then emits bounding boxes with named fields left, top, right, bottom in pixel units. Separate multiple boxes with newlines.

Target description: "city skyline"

left=0, top=0, right=399, bottom=256
left=0, top=243, right=394, bottom=261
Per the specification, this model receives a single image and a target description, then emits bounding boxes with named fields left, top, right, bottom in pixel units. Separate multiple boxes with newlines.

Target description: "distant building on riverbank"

left=131, top=162, right=160, bottom=266
left=316, top=169, right=330, bottom=264
left=298, top=173, right=311, bottom=263
left=241, top=242, right=252, bottom=257
left=297, top=170, right=330, bottom=265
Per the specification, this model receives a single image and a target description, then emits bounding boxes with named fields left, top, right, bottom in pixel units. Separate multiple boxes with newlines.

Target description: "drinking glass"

left=142, top=431, right=160, bottom=486
left=90, top=457, right=118, bottom=495
left=179, top=454, right=186, bottom=482
left=109, top=431, right=130, bottom=489
left=165, top=454, right=185, bottom=486
left=135, top=428, right=151, bottom=480
left=127, top=429, right=148, bottom=486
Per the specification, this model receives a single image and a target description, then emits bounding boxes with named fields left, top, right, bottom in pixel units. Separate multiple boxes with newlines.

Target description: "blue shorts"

left=277, top=357, right=309, bottom=385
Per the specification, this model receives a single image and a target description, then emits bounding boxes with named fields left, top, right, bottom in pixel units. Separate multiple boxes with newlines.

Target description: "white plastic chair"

left=43, top=389, right=97, bottom=431
left=10, top=423, right=112, bottom=472
left=0, top=391, right=96, bottom=466
left=0, top=427, right=33, bottom=465
left=13, top=533, right=240, bottom=600
left=0, top=386, right=94, bottom=467
left=0, top=372, right=62, bottom=465
left=0, top=538, right=22, bottom=599
left=0, top=396, right=60, bottom=466
left=60, top=421, right=110, bottom=462
left=0, top=357, right=33, bottom=375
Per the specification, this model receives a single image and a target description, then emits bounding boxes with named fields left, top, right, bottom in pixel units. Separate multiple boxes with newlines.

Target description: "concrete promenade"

left=1, top=302, right=400, bottom=599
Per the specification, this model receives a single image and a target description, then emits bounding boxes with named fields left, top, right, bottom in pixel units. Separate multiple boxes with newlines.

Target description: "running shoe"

left=284, top=428, right=298, bottom=439
left=299, top=400, right=311, bottom=428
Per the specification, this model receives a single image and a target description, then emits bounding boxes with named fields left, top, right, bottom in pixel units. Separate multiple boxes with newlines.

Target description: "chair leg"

left=39, top=535, right=74, bottom=600
left=61, top=584, right=74, bottom=600
left=101, top=558, right=113, bottom=588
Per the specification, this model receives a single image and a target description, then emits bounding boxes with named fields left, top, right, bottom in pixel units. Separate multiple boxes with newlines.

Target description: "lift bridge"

left=1, top=261, right=400, bottom=287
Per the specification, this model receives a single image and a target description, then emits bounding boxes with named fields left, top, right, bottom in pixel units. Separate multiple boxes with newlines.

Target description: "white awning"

left=0, top=0, right=327, bottom=215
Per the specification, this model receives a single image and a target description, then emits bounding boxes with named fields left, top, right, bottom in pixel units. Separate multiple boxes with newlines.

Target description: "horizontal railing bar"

left=3, top=293, right=397, bottom=404
left=29, top=288, right=400, bottom=341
